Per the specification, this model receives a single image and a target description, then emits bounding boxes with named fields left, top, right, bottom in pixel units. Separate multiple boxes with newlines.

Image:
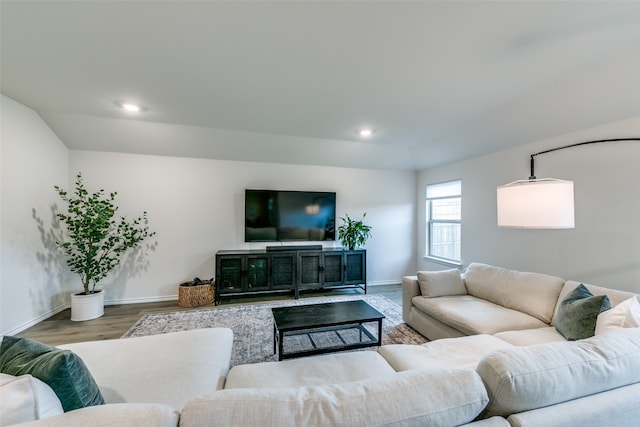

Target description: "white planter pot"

left=71, top=290, right=104, bottom=321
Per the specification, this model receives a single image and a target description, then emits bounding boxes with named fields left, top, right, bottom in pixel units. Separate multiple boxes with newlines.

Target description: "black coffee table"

left=272, top=300, right=385, bottom=361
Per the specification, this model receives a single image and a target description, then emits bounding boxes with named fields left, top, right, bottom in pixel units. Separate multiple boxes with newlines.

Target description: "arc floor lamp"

left=497, top=138, right=640, bottom=229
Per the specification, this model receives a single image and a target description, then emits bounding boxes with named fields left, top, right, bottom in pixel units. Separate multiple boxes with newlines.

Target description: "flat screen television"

left=245, top=189, right=336, bottom=242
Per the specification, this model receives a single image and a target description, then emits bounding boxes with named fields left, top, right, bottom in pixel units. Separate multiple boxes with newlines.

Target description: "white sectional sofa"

left=403, top=263, right=637, bottom=343
left=2, top=263, right=639, bottom=426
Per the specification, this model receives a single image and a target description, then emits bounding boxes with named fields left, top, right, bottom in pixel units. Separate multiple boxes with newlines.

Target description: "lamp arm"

left=529, top=137, right=640, bottom=180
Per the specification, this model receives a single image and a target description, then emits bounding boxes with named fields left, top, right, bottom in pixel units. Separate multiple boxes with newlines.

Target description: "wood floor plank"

left=17, top=285, right=402, bottom=346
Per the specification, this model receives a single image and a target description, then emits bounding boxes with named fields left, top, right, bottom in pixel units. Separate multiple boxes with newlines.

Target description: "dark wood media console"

left=214, top=248, right=366, bottom=304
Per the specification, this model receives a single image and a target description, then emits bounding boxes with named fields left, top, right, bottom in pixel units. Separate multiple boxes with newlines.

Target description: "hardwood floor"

left=17, top=284, right=402, bottom=347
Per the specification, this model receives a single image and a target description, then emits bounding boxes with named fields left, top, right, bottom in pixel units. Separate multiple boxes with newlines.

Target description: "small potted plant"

left=55, top=173, right=156, bottom=321
left=337, top=212, right=372, bottom=250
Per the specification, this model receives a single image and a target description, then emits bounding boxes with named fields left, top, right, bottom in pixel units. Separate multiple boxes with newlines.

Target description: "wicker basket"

left=178, top=283, right=214, bottom=308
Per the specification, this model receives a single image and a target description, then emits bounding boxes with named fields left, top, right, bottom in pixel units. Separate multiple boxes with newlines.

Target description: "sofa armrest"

left=401, top=276, right=420, bottom=322
left=14, top=403, right=178, bottom=427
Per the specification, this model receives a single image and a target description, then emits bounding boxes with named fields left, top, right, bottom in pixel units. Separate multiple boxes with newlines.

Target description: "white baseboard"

left=3, top=304, right=69, bottom=336
left=2, top=296, right=179, bottom=336
left=367, top=280, right=401, bottom=286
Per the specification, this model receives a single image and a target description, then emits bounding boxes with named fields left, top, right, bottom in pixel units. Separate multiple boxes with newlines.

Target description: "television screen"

left=245, top=189, right=336, bottom=242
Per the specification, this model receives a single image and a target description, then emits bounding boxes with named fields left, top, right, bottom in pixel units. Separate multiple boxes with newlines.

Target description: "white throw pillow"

left=417, top=269, right=467, bottom=298
left=0, top=373, right=64, bottom=426
left=595, top=296, right=640, bottom=335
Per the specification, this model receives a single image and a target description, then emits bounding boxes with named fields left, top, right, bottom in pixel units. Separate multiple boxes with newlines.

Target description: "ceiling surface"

left=2, top=1, right=640, bottom=171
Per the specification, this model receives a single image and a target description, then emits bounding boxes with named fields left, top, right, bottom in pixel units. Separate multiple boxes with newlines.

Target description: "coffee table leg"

left=278, top=330, right=284, bottom=361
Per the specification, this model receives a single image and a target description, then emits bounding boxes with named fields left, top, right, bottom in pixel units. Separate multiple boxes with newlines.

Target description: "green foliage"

left=337, top=212, right=372, bottom=250
left=54, top=173, right=156, bottom=294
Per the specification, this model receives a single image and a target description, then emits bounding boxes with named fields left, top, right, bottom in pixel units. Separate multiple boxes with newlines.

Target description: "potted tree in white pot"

left=55, top=173, right=155, bottom=321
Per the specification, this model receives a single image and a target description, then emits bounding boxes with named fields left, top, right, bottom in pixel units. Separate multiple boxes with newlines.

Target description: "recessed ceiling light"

left=357, top=128, right=375, bottom=138
left=121, top=103, right=141, bottom=112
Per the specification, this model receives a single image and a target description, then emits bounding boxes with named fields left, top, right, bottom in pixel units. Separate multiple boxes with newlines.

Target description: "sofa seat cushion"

left=378, top=334, right=513, bottom=371
left=225, top=351, right=395, bottom=389
left=412, top=295, right=547, bottom=336
left=0, top=373, right=64, bottom=426
left=181, top=368, right=489, bottom=427
left=15, top=403, right=179, bottom=427
left=493, top=327, right=566, bottom=346
left=58, top=328, right=233, bottom=411
left=462, top=263, right=564, bottom=324
left=476, top=328, right=640, bottom=418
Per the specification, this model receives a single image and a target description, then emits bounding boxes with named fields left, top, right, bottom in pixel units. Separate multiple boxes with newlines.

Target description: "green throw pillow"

left=555, top=284, right=611, bottom=340
left=0, top=336, right=104, bottom=412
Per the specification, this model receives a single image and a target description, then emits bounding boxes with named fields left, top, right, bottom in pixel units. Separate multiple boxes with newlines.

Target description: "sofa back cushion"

left=476, top=328, right=640, bottom=418
left=551, top=280, right=638, bottom=325
left=181, top=368, right=489, bottom=427
left=462, top=263, right=564, bottom=324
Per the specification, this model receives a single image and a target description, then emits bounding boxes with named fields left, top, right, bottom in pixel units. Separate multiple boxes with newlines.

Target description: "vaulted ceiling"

left=2, top=1, right=639, bottom=170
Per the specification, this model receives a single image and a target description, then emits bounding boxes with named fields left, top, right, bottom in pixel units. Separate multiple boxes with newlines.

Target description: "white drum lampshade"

left=497, top=178, right=575, bottom=229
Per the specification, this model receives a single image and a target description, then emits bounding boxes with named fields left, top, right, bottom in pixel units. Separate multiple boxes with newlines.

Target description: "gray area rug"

left=122, top=295, right=427, bottom=367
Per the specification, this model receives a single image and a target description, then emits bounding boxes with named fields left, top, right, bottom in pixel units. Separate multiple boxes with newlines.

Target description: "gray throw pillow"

left=555, top=284, right=611, bottom=340
left=0, top=336, right=104, bottom=412
left=417, top=269, right=467, bottom=298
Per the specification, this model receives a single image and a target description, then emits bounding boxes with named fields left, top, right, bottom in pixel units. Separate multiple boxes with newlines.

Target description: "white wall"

left=68, top=151, right=417, bottom=303
left=417, top=117, right=640, bottom=293
left=1, top=94, right=415, bottom=334
left=7, top=89, right=636, bottom=337
left=1, top=95, right=70, bottom=334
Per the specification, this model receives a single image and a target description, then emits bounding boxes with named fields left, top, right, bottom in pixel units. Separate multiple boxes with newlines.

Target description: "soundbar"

left=266, top=245, right=323, bottom=252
